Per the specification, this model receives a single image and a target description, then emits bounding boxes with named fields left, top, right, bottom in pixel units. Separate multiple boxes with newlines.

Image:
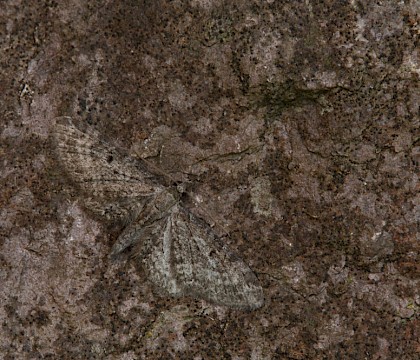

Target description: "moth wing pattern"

left=53, top=117, right=165, bottom=221
left=143, top=205, right=264, bottom=310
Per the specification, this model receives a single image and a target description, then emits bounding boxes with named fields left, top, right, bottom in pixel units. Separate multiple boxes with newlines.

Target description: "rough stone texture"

left=0, top=1, right=418, bottom=359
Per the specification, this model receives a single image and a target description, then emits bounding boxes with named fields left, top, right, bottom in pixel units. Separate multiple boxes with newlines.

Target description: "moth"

left=53, top=117, right=264, bottom=310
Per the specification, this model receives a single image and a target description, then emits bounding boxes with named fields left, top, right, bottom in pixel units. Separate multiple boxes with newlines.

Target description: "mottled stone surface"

left=1, top=1, right=419, bottom=358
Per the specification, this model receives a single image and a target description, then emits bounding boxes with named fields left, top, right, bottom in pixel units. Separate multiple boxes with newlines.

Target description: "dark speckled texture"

left=1, top=1, right=419, bottom=358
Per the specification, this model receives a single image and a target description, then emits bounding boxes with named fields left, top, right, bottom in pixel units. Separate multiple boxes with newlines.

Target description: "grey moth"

left=53, top=117, right=264, bottom=310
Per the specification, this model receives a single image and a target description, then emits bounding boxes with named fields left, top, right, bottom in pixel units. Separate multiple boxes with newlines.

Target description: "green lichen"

left=203, top=13, right=235, bottom=46
left=252, top=79, right=330, bottom=119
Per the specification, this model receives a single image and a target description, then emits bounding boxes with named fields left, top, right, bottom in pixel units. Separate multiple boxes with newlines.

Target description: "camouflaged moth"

left=53, top=117, right=263, bottom=310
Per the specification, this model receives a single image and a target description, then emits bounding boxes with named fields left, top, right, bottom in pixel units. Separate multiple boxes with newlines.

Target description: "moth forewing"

left=53, top=117, right=165, bottom=221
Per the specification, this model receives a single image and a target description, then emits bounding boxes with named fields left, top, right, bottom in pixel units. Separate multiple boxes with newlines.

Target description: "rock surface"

left=1, top=1, right=419, bottom=358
